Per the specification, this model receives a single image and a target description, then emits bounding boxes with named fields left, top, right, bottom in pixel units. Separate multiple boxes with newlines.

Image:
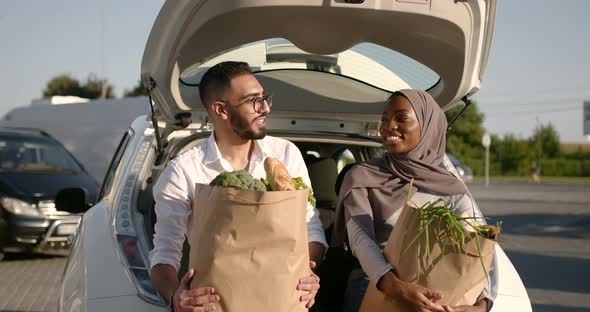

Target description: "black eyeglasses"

left=245, top=94, right=272, bottom=113
left=222, top=94, right=273, bottom=113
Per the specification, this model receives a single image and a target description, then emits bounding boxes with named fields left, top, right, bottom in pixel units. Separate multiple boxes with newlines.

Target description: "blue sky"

left=1, top=0, right=589, bottom=142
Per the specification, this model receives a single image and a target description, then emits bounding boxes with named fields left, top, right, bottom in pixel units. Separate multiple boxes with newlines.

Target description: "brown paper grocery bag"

left=189, top=184, right=310, bottom=312
left=360, top=203, right=495, bottom=312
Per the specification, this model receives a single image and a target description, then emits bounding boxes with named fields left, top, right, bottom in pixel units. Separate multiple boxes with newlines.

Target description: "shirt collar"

left=250, top=136, right=269, bottom=168
left=203, top=131, right=270, bottom=169
left=202, top=131, right=221, bottom=166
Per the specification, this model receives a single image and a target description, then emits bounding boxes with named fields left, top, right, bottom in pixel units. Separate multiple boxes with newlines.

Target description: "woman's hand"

left=443, top=299, right=487, bottom=312
left=377, top=271, right=445, bottom=312
left=172, top=268, right=220, bottom=312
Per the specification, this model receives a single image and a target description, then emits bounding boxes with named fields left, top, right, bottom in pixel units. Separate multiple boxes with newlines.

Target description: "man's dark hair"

left=198, top=61, right=252, bottom=110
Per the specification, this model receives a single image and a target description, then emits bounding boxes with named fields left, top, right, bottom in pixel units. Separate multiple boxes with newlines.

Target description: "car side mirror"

left=55, top=188, right=91, bottom=214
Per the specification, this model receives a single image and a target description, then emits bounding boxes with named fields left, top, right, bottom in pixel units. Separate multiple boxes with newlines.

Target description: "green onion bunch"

left=401, top=180, right=501, bottom=280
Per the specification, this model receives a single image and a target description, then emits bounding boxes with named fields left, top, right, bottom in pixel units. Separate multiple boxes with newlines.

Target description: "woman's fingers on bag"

left=405, top=284, right=443, bottom=312
left=420, top=298, right=445, bottom=312
left=413, top=292, right=444, bottom=312
left=422, top=286, right=442, bottom=301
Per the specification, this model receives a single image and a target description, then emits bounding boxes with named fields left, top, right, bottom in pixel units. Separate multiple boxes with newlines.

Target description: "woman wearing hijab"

left=333, top=90, right=494, bottom=312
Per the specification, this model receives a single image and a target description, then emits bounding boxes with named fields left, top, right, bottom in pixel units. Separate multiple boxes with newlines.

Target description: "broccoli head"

left=209, top=170, right=267, bottom=192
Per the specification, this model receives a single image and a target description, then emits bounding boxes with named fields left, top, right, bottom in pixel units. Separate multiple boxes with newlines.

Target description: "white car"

left=58, top=0, right=532, bottom=311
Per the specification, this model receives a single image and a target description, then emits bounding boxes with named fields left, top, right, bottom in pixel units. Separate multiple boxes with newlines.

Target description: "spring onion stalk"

left=402, top=179, right=501, bottom=280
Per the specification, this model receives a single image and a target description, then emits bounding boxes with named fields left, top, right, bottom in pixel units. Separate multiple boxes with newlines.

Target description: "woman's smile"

left=379, top=95, right=421, bottom=154
left=384, top=134, right=403, bottom=145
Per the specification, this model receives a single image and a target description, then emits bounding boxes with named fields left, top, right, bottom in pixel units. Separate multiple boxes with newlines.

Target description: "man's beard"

left=228, top=111, right=267, bottom=140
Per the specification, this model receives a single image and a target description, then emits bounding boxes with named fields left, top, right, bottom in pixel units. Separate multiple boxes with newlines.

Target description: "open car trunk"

left=141, top=0, right=496, bottom=130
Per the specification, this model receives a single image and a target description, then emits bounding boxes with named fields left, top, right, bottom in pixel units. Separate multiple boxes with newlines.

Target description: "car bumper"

left=38, top=216, right=81, bottom=250
left=0, top=214, right=80, bottom=252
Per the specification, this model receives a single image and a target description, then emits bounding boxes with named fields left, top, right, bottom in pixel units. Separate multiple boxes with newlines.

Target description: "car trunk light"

left=117, top=235, right=160, bottom=298
left=112, top=139, right=165, bottom=306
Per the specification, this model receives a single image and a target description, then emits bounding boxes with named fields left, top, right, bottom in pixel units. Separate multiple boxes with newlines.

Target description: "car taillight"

left=116, top=234, right=160, bottom=299
left=113, top=139, right=165, bottom=306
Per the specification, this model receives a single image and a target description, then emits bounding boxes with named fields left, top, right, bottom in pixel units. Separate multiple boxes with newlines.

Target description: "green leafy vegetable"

left=209, top=170, right=267, bottom=192
left=292, top=176, right=316, bottom=207
left=260, top=176, right=316, bottom=206
left=402, top=179, right=501, bottom=280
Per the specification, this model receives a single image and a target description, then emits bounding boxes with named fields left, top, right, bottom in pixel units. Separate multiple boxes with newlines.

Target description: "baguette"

left=264, top=157, right=296, bottom=191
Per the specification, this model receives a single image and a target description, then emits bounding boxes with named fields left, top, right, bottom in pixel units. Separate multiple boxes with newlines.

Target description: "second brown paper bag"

left=360, top=202, right=495, bottom=312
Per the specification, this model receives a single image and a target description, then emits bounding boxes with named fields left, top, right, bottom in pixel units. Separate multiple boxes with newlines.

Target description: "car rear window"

left=180, top=38, right=440, bottom=92
left=0, top=135, right=82, bottom=172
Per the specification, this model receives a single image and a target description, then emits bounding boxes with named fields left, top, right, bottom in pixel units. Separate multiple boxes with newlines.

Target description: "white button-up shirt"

left=149, top=133, right=327, bottom=271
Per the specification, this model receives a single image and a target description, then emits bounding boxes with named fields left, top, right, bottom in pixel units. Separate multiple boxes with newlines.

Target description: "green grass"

left=473, top=176, right=590, bottom=183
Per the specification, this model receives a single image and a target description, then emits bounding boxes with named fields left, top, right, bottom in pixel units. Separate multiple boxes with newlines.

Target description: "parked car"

left=59, top=1, right=532, bottom=311
left=0, top=127, right=99, bottom=260
left=447, top=153, right=474, bottom=183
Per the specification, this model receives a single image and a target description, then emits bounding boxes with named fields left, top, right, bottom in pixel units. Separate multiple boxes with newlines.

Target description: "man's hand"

left=378, top=271, right=445, bottom=312
left=443, top=299, right=487, bottom=312
left=172, top=268, right=220, bottom=312
left=308, top=242, right=325, bottom=268
left=297, top=261, right=320, bottom=309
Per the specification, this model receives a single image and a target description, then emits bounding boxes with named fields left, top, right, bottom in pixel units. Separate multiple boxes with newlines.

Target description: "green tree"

left=80, top=74, right=114, bottom=99
left=43, top=74, right=82, bottom=97
left=445, top=101, right=486, bottom=152
left=42, top=74, right=114, bottom=99
left=124, top=80, right=148, bottom=97
left=530, top=122, right=560, bottom=159
left=444, top=101, right=486, bottom=174
left=495, top=134, right=534, bottom=175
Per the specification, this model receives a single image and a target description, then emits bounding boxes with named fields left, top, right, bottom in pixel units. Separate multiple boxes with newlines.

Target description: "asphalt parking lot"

left=0, top=181, right=588, bottom=312
left=471, top=181, right=590, bottom=312
left=0, top=253, right=66, bottom=312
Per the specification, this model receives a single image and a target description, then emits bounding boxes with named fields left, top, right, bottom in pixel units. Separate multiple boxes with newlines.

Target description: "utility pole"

left=99, top=2, right=107, bottom=99
left=482, top=133, right=491, bottom=187
left=584, top=101, right=590, bottom=140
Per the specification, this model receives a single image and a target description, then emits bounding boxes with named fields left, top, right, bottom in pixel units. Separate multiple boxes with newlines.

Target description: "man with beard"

left=150, top=61, right=327, bottom=312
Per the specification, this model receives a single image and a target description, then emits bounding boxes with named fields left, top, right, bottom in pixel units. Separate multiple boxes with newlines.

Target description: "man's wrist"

left=168, top=288, right=177, bottom=311
left=308, top=241, right=326, bottom=267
